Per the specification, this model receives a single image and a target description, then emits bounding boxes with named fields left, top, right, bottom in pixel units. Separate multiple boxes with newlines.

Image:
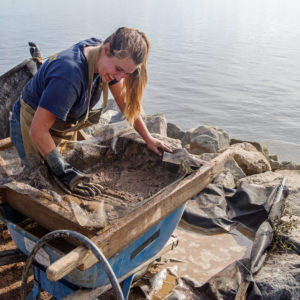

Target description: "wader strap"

left=84, top=45, right=108, bottom=123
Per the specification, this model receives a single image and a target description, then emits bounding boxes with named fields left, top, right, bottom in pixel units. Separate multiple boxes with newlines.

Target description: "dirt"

left=1, top=137, right=180, bottom=229
left=0, top=137, right=181, bottom=299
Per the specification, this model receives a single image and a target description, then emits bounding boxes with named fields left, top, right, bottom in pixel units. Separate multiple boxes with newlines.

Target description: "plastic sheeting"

left=180, top=180, right=286, bottom=300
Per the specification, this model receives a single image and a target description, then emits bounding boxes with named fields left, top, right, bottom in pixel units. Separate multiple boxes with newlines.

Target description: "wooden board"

left=0, top=137, right=13, bottom=151
left=46, top=149, right=233, bottom=281
left=0, top=184, right=95, bottom=238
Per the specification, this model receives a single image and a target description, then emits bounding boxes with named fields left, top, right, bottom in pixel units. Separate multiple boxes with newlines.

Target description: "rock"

left=233, top=149, right=271, bottom=176
left=213, top=170, right=236, bottom=189
left=183, top=125, right=230, bottom=155
left=190, top=135, right=219, bottom=154
left=268, top=154, right=278, bottom=161
left=85, top=119, right=132, bottom=140
left=181, top=128, right=196, bottom=146
left=230, top=138, right=269, bottom=157
left=281, top=191, right=300, bottom=218
left=198, top=153, right=218, bottom=161
left=254, top=252, right=300, bottom=299
left=120, top=131, right=182, bottom=151
left=215, top=159, right=246, bottom=188
left=167, top=123, right=185, bottom=140
left=102, top=109, right=120, bottom=123
left=151, top=133, right=182, bottom=150
left=142, top=113, right=167, bottom=136
left=84, top=118, right=112, bottom=136
left=227, top=142, right=258, bottom=152
left=102, top=98, right=120, bottom=112
left=224, top=159, right=246, bottom=182
left=279, top=215, right=300, bottom=254
left=270, top=160, right=300, bottom=171
left=275, top=170, right=300, bottom=191
left=237, top=171, right=283, bottom=188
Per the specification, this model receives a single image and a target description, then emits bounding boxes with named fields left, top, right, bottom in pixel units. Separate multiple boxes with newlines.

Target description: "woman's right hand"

left=45, top=149, right=103, bottom=197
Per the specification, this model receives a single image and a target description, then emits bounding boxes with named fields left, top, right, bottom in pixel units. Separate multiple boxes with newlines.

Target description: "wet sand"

left=161, top=224, right=253, bottom=284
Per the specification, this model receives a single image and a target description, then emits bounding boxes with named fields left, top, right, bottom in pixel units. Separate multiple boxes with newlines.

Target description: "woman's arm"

left=109, top=81, right=172, bottom=156
left=29, top=106, right=57, bottom=157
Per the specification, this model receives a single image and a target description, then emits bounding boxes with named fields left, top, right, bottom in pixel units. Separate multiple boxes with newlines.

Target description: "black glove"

left=45, top=149, right=102, bottom=197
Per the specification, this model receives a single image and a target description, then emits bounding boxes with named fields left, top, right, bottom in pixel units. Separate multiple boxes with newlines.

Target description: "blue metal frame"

left=0, top=203, right=185, bottom=299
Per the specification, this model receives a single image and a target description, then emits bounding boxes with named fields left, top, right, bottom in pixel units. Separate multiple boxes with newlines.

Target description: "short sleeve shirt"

left=13, top=38, right=117, bottom=123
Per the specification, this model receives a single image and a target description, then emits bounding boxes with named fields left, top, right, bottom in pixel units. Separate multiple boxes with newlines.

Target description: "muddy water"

left=162, top=224, right=253, bottom=284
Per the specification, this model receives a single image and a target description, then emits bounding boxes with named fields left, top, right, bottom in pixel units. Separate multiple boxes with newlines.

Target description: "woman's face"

left=96, top=43, right=138, bottom=82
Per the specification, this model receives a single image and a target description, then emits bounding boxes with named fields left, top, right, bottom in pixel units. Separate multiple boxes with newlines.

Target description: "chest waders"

left=20, top=45, right=108, bottom=156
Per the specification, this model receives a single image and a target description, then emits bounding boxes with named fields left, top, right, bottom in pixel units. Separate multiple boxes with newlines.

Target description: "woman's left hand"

left=146, top=136, right=173, bottom=157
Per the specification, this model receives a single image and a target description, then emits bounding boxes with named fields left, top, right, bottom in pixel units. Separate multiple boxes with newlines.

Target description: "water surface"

left=1, top=0, right=299, bottom=162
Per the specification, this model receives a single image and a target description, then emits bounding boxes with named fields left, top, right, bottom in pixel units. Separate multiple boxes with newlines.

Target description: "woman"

left=10, top=27, right=171, bottom=196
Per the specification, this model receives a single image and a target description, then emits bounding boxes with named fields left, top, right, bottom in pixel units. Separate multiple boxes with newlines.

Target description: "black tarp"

left=181, top=180, right=286, bottom=299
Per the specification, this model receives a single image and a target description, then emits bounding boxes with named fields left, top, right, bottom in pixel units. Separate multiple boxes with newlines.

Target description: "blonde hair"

left=104, top=27, right=150, bottom=125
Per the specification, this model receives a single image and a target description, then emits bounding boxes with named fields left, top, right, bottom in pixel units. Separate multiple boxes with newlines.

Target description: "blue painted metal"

left=31, top=263, right=78, bottom=299
left=0, top=203, right=185, bottom=298
left=121, top=273, right=136, bottom=300
left=26, top=279, right=40, bottom=300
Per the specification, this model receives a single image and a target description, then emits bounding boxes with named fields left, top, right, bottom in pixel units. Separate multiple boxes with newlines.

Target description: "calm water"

left=1, top=0, right=300, bottom=163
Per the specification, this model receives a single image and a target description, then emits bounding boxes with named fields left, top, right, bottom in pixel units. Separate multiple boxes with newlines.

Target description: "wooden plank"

left=0, top=249, right=27, bottom=266
left=2, top=186, right=94, bottom=238
left=0, top=155, right=10, bottom=178
left=77, top=129, right=87, bottom=141
left=0, top=137, right=13, bottom=151
left=235, top=281, right=249, bottom=300
left=47, top=150, right=233, bottom=282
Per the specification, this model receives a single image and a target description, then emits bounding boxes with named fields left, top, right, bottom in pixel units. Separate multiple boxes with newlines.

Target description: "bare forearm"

left=30, top=106, right=57, bottom=157
left=133, top=115, right=152, bottom=143
left=30, top=130, right=56, bottom=157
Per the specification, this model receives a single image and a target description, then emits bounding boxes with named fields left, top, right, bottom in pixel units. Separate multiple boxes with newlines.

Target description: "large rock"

left=275, top=170, right=300, bottom=191
left=198, top=152, right=218, bottom=161
left=183, top=125, right=230, bottom=155
left=233, top=149, right=271, bottom=176
left=280, top=214, right=300, bottom=254
left=167, top=122, right=185, bottom=140
left=238, top=169, right=300, bottom=193
left=85, top=111, right=168, bottom=138
left=102, top=98, right=120, bottom=112
left=213, top=170, right=236, bottom=189
left=254, top=252, right=300, bottom=299
left=150, top=133, right=182, bottom=150
left=142, top=113, right=167, bottom=136
left=282, top=189, right=300, bottom=216
left=270, top=160, right=300, bottom=171
left=181, top=128, right=196, bottom=146
left=214, top=159, right=247, bottom=189
left=85, top=119, right=132, bottom=140
left=122, top=132, right=182, bottom=150
left=237, top=171, right=283, bottom=188
left=230, top=138, right=269, bottom=157
left=224, top=159, right=246, bottom=182
left=228, top=142, right=258, bottom=152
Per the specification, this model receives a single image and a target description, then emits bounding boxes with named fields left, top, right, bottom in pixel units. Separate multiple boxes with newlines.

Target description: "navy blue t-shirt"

left=13, top=38, right=117, bottom=123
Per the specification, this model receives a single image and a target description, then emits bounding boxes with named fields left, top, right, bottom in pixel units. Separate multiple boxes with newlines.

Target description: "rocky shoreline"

left=87, top=100, right=300, bottom=299
left=0, top=98, right=299, bottom=299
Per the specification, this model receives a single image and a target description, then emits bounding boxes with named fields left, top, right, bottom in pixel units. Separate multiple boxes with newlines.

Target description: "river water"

left=1, top=0, right=299, bottom=163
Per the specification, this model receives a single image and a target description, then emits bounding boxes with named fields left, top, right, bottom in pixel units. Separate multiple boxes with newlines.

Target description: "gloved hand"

left=45, top=149, right=102, bottom=197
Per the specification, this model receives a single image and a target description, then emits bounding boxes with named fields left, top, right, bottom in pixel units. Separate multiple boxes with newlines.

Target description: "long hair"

left=104, top=27, right=150, bottom=125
